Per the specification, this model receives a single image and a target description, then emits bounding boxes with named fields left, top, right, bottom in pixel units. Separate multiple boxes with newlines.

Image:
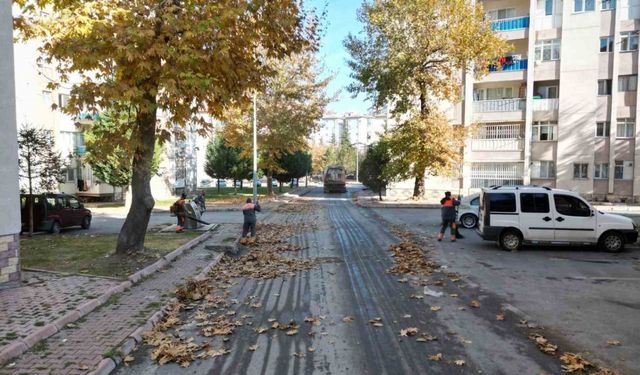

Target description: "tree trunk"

left=413, top=175, right=425, bottom=199
left=279, top=181, right=282, bottom=193
left=217, top=179, right=220, bottom=193
left=378, top=190, right=383, bottom=201
left=116, top=102, right=157, bottom=254
left=266, top=170, right=274, bottom=196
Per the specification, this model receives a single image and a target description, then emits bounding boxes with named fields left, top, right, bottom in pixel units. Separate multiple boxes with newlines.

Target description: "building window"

left=598, top=79, right=612, bottom=95
left=596, top=122, right=610, bottom=137
left=531, top=161, right=556, bottom=179
left=486, top=8, right=516, bottom=20
left=58, top=94, right=70, bottom=109
left=64, top=168, right=75, bottom=182
left=535, top=39, right=561, bottom=61
left=42, top=90, right=53, bottom=108
left=621, top=31, right=639, bottom=52
left=573, top=163, right=589, bottom=179
left=614, top=160, right=633, bottom=180
left=594, top=163, right=609, bottom=179
left=545, top=0, right=553, bottom=15
left=532, top=121, right=557, bottom=141
left=616, top=118, right=635, bottom=138
left=574, top=0, right=595, bottom=12
left=618, top=75, right=638, bottom=91
left=600, top=36, right=614, bottom=52
left=602, top=0, right=616, bottom=10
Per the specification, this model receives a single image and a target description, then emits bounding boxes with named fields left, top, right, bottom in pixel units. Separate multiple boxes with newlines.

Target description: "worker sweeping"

left=438, top=191, right=460, bottom=242
left=242, top=198, right=261, bottom=239
left=171, top=193, right=187, bottom=233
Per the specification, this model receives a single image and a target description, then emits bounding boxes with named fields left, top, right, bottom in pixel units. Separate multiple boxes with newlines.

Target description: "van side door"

left=519, top=192, right=554, bottom=241
left=552, top=194, right=596, bottom=242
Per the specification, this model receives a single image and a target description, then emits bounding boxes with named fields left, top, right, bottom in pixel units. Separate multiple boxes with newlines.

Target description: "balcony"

left=491, top=16, right=530, bottom=32
left=532, top=98, right=559, bottom=111
left=471, top=139, right=524, bottom=151
left=474, top=98, right=525, bottom=112
left=489, top=59, right=528, bottom=72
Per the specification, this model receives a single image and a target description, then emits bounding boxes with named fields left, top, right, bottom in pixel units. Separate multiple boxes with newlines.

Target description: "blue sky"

left=307, top=0, right=371, bottom=114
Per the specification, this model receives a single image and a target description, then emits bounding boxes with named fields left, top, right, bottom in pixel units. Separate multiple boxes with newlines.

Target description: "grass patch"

left=21, top=232, right=200, bottom=278
left=34, top=321, right=45, bottom=327
left=155, top=186, right=294, bottom=206
left=4, top=332, right=17, bottom=341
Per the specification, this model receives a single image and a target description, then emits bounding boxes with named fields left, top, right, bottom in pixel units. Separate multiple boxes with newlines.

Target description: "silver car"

left=458, top=193, right=480, bottom=229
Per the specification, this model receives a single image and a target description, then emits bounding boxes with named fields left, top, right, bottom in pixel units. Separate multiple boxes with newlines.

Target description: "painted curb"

left=89, top=249, right=226, bottom=375
left=0, top=227, right=217, bottom=367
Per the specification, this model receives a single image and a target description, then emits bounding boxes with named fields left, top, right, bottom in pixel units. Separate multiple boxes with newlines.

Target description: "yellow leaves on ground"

left=496, top=311, right=506, bottom=321
left=399, top=327, right=418, bottom=337
left=469, top=300, right=481, bottom=308
left=428, top=353, right=443, bottom=362
left=342, top=316, right=355, bottom=323
left=175, top=279, right=212, bottom=301
left=560, top=353, right=594, bottom=373
left=387, top=241, right=439, bottom=276
left=430, top=306, right=441, bottom=312
left=529, top=334, right=558, bottom=355
left=369, top=317, right=384, bottom=327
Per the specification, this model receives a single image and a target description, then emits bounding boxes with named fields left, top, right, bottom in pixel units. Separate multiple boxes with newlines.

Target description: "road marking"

left=565, top=276, right=640, bottom=281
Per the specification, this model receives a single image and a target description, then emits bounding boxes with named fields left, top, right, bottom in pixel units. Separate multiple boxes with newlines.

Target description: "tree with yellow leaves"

left=14, top=0, right=317, bottom=253
left=222, top=50, right=331, bottom=195
left=345, top=0, right=509, bottom=197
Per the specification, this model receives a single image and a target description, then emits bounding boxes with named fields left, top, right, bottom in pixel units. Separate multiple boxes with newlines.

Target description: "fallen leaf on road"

left=469, top=300, right=481, bottom=308
left=256, top=327, right=268, bottom=334
left=496, top=311, right=506, bottom=321
left=429, top=353, right=443, bottom=361
left=410, top=294, right=424, bottom=299
left=606, top=340, right=621, bottom=346
left=250, top=303, right=262, bottom=308
left=400, top=327, right=419, bottom=337
left=529, top=334, right=558, bottom=355
left=292, top=352, right=306, bottom=358
left=402, top=314, right=412, bottom=318
left=416, top=334, right=437, bottom=342
left=560, top=352, right=594, bottom=373
left=458, top=307, right=466, bottom=311
left=454, top=359, right=466, bottom=366
left=124, top=356, right=134, bottom=364
left=430, top=306, right=441, bottom=312
left=308, top=347, right=316, bottom=353
left=286, top=329, right=299, bottom=336
left=342, top=316, right=354, bottom=323
left=248, top=345, right=258, bottom=352
left=449, top=293, right=459, bottom=298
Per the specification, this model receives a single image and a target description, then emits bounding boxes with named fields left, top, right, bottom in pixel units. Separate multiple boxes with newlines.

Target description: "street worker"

left=438, top=191, right=460, bottom=242
left=242, top=197, right=261, bottom=238
left=171, top=193, right=187, bottom=233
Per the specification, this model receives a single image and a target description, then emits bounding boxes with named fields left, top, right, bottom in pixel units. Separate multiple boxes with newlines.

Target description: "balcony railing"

left=474, top=98, right=525, bottom=113
left=491, top=16, right=530, bottom=32
left=532, top=98, right=559, bottom=111
left=471, top=139, right=524, bottom=151
left=470, top=162, right=524, bottom=188
left=489, top=59, right=528, bottom=72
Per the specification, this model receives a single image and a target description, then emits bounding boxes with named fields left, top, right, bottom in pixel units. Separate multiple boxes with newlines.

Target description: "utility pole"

left=252, top=91, right=258, bottom=203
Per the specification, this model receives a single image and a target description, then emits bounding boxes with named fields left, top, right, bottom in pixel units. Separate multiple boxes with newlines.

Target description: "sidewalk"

left=0, top=226, right=236, bottom=375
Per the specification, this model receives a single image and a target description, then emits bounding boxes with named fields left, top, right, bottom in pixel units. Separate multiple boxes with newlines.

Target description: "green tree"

left=360, top=139, right=391, bottom=201
left=17, top=125, right=65, bottom=236
left=15, top=0, right=316, bottom=253
left=84, top=108, right=163, bottom=194
left=204, top=135, right=251, bottom=193
left=322, top=125, right=356, bottom=174
left=345, top=0, right=508, bottom=197
left=273, top=151, right=312, bottom=191
left=222, top=50, right=331, bottom=195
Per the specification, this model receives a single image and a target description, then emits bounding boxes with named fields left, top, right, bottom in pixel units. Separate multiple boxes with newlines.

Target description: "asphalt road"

left=373, top=206, right=640, bottom=375
left=115, top=186, right=569, bottom=374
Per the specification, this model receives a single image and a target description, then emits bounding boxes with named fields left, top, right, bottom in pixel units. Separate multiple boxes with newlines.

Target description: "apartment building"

left=448, top=0, right=640, bottom=202
left=311, top=111, right=390, bottom=147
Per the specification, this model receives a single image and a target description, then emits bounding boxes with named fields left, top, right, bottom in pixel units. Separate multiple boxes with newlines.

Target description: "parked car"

left=20, top=193, right=92, bottom=234
left=477, top=186, right=638, bottom=252
left=458, top=193, right=480, bottom=229
left=216, top=180, right=227, bottom=188
left=234, top=180, right=242, bottom=188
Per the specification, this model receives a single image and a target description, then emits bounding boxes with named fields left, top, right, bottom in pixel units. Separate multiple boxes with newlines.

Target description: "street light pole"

left=252, top=91, right=258, bottom=203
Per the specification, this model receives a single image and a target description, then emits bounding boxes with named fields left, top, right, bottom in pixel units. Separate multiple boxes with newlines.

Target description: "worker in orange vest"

left=438, top=191, right=460, bottom=242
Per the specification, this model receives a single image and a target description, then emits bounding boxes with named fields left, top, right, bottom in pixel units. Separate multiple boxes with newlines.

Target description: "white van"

left=477, top=186, right=638, bottom=252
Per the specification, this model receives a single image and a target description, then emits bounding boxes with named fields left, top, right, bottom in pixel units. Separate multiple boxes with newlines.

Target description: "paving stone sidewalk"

left=0, top=271, right=119, bottom=356
left=0, top=227, right=236, bottom=375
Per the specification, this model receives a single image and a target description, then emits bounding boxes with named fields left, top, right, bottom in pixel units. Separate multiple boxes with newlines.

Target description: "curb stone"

left=0, top=226, right=217, bottom=367
left=89, top=247, right=227, bottom=375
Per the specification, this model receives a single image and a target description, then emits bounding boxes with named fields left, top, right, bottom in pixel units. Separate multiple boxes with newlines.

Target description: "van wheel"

left=81, top=216, right=91, bottom=230
left=500, top=230, right=522, bottom=251
left=50, top=221, right=61, bottom=235
left=599, top=231, right=624, bottom=253
left=460, top=214, right=478, bottom=229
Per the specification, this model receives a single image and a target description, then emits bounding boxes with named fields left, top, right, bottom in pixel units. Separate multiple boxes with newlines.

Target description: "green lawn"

left=21, top=232, right=201, bottom=278
left=156, top=186, right=294, bottom=206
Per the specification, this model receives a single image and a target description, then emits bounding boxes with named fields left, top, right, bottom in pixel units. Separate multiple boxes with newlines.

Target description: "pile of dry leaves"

left=387, top=241, right=439, bottom=276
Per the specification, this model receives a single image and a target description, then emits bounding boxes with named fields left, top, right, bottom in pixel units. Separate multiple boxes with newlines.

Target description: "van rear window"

left=488, top=193, right=516, bottom=212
